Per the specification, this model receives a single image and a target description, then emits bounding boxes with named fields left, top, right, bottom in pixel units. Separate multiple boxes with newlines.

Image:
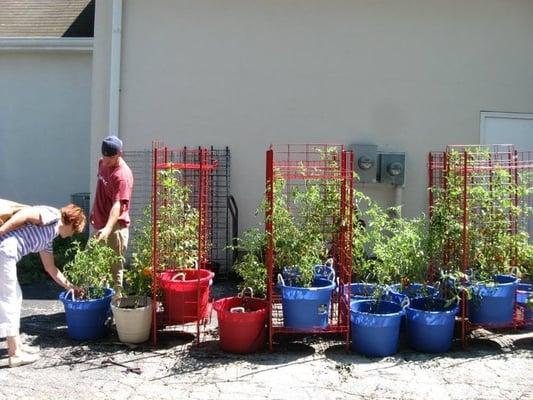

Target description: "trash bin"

left=70, top=192, right=90, bottom=237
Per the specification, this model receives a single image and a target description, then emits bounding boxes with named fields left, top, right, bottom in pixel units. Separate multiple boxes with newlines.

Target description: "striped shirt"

left=0, top=206, right=60, bottom=260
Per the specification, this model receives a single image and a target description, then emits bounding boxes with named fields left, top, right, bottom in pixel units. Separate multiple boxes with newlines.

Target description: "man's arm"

left=0, top=207, right=41, bottom=236
left=95, top=200, right=122, bottom=243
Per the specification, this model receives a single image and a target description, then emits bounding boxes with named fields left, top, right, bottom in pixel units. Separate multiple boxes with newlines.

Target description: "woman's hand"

left=72, top=287, right=85, bottom=298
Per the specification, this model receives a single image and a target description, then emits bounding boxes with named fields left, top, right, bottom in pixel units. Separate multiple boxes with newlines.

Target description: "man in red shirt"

left=90, top=135, right=134, bottom=298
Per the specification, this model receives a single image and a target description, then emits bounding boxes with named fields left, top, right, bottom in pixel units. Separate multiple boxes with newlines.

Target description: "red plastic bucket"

left=159, top=269, right=214, bottom=324
left=213, top=296, right=267, bottom=353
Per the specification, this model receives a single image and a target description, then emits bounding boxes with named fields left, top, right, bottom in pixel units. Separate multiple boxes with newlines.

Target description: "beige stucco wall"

left=0, top=51, right=92, bottom=207
left=91, top=0, right=533, bottom=230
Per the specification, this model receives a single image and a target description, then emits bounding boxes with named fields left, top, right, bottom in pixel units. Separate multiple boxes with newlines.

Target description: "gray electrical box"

left=378, top=152, right=406, bottom=185
left=351, top=144, right=378, bottom=183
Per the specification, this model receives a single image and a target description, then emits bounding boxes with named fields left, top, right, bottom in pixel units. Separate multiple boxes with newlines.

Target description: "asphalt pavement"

left=0, top=280, right=531, bottom=400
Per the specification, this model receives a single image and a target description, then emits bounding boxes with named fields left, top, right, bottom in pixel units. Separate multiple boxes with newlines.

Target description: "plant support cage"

left=151, top=142, right=218, bottom=347
left=428, top=144, right=533, bottom=346
left=265, top=144, right=354, bottom=351
left=124, top=147, right=233, bottom=275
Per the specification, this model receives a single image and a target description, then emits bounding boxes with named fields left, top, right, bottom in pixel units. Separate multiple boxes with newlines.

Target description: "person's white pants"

left=0, top=237, right=22, bottom=337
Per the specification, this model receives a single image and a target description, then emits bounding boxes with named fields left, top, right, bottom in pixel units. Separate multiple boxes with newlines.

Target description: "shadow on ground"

left=514, top=336, right=533, bottom=351
left=322, top=332, right=516, bottom=369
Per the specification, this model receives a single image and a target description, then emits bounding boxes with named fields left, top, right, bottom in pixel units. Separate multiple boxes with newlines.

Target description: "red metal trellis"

left=265, top=143, right=354, bottom=351
left=428, top=144, right=533, bottom=347
left=151, top=142, right=218, bottom=347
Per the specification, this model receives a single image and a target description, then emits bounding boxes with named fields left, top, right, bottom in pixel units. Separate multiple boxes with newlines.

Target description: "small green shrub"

left=63, top=238, right=119, bottom=299
left=125, top=206, right=153, bottom=299
left=122, top=169, right=201, bottom=303
left=156, top=169, right=199, bottom=269
left=233, top=147, right=345, bottom=293
left=353, top=191, right=428, bottom=287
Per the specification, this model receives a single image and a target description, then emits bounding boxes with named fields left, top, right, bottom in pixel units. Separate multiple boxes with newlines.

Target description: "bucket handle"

left=65, top=288, right=75, bottom=301
left=171, top=272, right=186, bottom=281
left=230, top=307, right=245, bottom=313
left=239, top=287, right=254, bottom=298
left=318, top=258, right=336, bottom=281
left=327, top=269, right=336, bottom=282
left=400, top=296, right=410, bottom=309
left=277, top=274, right=285, bottom=287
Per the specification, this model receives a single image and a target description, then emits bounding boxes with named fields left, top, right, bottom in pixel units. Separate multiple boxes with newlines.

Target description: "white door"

left=480, top=111, right=533, bottom=237
left=480, top=111, right=533, bottom=151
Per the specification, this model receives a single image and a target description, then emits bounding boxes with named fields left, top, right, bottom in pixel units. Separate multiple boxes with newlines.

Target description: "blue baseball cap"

left=101, top=135, right=123, bottom=156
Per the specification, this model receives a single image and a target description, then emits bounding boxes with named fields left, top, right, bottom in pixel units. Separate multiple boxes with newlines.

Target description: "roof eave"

left=0, top=37, right=93, bottom=51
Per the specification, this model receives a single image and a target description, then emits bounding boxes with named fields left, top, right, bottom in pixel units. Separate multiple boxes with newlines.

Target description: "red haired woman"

left=0, top=204, right=85, bottom=367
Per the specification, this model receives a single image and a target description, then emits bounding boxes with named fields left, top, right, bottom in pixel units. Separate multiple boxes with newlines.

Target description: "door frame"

left=480, top=111, right=533, bottom=144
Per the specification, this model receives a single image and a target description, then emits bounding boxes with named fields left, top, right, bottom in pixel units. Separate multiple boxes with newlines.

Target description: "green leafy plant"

left=121, top=169, right=201, bottom=303
left=514, top=233, right=533, bottom=280
left=124, top=206, right=153, bottom=300
left=429, top=149, right=533, bottom=284
left=63, top=238, right=119, bottom=299
left=156, top=169, right=200, bottom=270
left=426, top=148, right=533, bottom=310
left=232, top=147, right=345, bottom=293
left=272, top=176, right=330, bottom=286
left=353, top=191, right=429, bottom=288
left=231, top=227, right=268, bottom=297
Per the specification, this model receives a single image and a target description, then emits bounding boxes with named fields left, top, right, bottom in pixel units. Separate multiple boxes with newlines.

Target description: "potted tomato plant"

left=60, top=239, right=118, bottom=340
left=111, top=207, right=153, bottom=344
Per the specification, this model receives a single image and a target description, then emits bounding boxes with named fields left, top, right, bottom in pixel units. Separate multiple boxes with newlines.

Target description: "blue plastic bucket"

left=59, top=288, right=114, bottom=340
left=516, top=282, right=533, bottom=329
left=406, top=298, right=459, bottom=353
left=350, top=300, right=404, bottom=357
left=468, top=275, right=518, bottom=325
left=280, top=277, right=336, bottom=330
left=388, top=283, right=437, bottom=332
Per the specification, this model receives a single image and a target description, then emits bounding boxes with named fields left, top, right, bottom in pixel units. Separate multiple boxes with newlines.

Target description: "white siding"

left=0, top=51, right=92, bottom=207
left=92, top=0, right=533, bottom=230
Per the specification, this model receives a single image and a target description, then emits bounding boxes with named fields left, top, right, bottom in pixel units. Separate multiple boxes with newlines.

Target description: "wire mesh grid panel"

left=122, top=150, right=153, bottom=261
left=70, top=192, right=91, bottom=237
left=150, top=143, right=218, bottom=346
left=208, top=147, right=232, bottom=275
left=265, top=144, right=354, bottom=351
left=428, top=144, right=533, bottom=346
left=123, top=148, right=232, bottom=274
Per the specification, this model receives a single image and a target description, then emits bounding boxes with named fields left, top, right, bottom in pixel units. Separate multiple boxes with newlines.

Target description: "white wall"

left=92, top=0, right=533, bottom=230
left=0, top=51, right=92, bottom=207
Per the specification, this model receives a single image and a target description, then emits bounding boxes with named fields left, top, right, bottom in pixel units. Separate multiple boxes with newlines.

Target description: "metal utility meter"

left=351, top=144, right=378, bottom=183
left=378, top=152, right=405, bottom=185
